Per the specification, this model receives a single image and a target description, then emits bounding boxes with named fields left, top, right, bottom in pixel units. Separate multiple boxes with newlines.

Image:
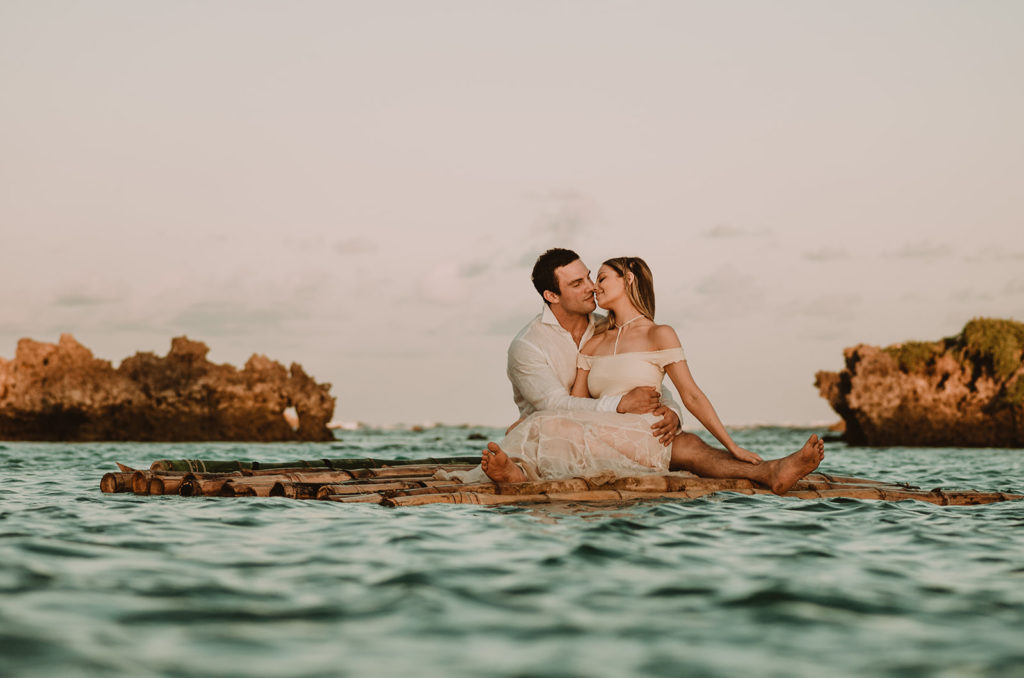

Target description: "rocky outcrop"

left=815, top=318, right=1024, bottom=447
left=0, top=335, right=335, bottom=441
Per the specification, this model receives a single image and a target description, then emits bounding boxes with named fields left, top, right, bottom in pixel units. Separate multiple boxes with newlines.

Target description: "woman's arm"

left=570, top=367, right=592, bottom=398
left=654, top=326, right=763, bottom=464
left=664, top=361, right=762, bottom=463
left=569, top=335, right=604, bottom=399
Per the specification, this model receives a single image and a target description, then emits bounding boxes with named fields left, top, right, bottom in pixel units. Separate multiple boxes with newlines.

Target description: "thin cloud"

left=701, top=224, right=771, bottom=239
left=964, top=246, right=1024, bottom=262
left=694, top=268, right=760, bottom=299
left=803, top=247, right=850, bottom=263
left=285, top=236, right=328, bottom=252
left=170, top=301, right=292, bottom=337
left=53, top=293, right=112, bottom=307
left=951, top=288, right=993, bottom=303
left=334, top=237, right=377, bottom=256
left=887, top=241, right=952, bottom=260
left=501, top=190, right=600, bottom=272
left=1004, top=280, right=1024, bottom=295
left=679, top=267, right=765, bottom=321
left=531, top=191, right=596, bottom=241
left=416, top=255, right=503, bottom=305
left=789, top=293, right=862, bottom=318
left=459, top=261, right=488, bottom=278
left=418, top=263, right=470, bottom=305
left=487, top=315, right=531, bottom=337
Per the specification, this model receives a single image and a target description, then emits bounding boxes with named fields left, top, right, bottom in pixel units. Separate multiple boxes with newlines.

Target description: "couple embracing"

left=455, top=248, right=824, bottom=494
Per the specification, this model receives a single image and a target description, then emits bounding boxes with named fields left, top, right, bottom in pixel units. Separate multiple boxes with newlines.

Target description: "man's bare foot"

left=481, top=442, right=527, bottom=483
left=767, top=434, right=825, bottom=495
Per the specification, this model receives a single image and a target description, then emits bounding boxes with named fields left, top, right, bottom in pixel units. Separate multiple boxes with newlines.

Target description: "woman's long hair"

left=602, top=257, right=655, bottom=328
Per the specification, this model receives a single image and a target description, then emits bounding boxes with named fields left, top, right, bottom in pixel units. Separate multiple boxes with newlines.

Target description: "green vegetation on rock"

left=958, top=317, right=1024, bottom=381
left=883, top=318, right=1024, bottom=381
left=884, top=341, right=941, bottom=373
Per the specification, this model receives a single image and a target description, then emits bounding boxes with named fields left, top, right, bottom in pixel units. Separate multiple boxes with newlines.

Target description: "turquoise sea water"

left=1, top=427, right=1022, bottom=678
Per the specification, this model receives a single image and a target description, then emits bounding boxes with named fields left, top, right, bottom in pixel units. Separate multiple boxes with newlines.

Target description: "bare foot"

left=481, top=442, right=526, bottom=483
left=767, top=434, right=825, bottom=495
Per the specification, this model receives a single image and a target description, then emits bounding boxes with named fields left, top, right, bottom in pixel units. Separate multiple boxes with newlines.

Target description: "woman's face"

left=594, top=264, right=626, bottom=309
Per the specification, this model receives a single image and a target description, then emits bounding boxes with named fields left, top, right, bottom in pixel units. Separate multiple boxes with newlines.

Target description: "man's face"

left=551, top=259, right=597, bottom=315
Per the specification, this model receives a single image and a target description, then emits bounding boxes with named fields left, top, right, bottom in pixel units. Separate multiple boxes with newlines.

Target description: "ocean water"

left=1, top=427, right=1022, bottom=678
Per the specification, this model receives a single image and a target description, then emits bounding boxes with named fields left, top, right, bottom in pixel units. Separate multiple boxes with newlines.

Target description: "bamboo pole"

left=385, top=481, right=496, bottom=497
left=383, top=492, right=550, bottom=507
left=131, top=470, right=156, bottom=495
left=348, top=464, right=477, bottom=480
left=149, top=456, right=482, bottom=473
left=100, top=472, right=134, bottom=493
left=219, top=478, right=279, bottom=497
left=321, top=493, right=386, bottom=503
left=148, top=474, right=185, bottom=495
left=242, top=468, right=354, bottom=481
left=314, top=480, right=451, bottom=499
left=270, top=482, right=323, bottom=499
left=178, top=472, right=243, bottom=497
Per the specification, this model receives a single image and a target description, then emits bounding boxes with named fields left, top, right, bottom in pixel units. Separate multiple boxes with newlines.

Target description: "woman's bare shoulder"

left=650, top=324, right=682, bottom=350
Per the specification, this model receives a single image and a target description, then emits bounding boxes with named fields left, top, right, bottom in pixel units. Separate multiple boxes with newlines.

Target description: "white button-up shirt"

left=507, top=305, right=682, bottom=421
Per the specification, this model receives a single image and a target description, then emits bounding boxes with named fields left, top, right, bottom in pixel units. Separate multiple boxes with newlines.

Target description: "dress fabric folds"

left=449, top=347, right=686, bottom=483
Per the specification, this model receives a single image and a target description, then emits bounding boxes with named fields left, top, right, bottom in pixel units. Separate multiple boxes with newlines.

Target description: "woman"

left=462, top=256, right=823, bottom=491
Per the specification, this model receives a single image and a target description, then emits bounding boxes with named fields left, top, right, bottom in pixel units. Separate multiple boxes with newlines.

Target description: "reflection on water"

left=0, top=429, right=1022, bottom=678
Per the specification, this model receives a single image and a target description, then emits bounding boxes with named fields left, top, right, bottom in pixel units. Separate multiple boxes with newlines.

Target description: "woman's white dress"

left=451, top=347, right=686, bottom=483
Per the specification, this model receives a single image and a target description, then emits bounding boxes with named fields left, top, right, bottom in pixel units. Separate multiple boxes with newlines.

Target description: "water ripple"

left=1, top=429, right=1022, bottom=677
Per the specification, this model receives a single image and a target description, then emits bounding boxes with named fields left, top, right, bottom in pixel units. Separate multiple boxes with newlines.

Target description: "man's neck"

left=548, top=304, right=590, bottom=347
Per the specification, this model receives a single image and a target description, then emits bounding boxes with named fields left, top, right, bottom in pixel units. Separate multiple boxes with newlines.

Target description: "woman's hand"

left=729, top=446, right=763, bottom=464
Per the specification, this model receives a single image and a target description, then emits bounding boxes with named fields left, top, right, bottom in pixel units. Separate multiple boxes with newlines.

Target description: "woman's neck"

left=608, top=301, right=643, bottom=327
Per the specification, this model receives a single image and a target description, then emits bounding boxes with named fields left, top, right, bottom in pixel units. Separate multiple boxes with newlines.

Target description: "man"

left=482, top=248, right=824, bottom=494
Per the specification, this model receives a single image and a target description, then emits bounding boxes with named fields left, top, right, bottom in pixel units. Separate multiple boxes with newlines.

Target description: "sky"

left=2, top=1, right=1022, bottom=427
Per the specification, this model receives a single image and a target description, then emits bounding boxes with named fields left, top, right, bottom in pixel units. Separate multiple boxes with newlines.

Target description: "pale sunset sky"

left=2, top=1, right=1022, bottom=427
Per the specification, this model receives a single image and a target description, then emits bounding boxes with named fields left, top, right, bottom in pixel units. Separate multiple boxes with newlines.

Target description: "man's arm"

left=508, top=339, right=620, bottom=412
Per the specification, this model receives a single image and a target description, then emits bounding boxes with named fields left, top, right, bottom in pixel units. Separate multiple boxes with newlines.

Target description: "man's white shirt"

left=507, top=305, right=684, bottom=425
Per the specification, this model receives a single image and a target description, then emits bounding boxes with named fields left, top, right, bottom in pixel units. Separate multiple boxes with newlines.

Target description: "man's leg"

left=670, top=432, right=824, bottom=495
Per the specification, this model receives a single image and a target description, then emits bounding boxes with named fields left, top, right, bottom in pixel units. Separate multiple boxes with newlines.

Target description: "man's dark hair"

left=532, top=248, right=581, bottom=303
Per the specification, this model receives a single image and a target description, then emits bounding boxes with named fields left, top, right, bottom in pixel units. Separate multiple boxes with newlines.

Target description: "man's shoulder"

left=508, top=313, right=545, bottom=356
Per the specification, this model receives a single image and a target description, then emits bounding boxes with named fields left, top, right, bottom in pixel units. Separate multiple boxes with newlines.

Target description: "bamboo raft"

left=100, top=456, right=1023, bottom=507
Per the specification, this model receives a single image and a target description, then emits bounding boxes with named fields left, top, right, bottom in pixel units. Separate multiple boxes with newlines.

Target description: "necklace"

left=613, top=314, right=645, bottom=355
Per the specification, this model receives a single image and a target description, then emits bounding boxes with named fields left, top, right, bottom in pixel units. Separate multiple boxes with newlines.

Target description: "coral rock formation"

left=0, top=335, right=335, bottom=441
left=815, top=318, right=1024, bottom=447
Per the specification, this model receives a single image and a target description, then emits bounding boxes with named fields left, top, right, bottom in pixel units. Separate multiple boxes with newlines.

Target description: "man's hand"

left=650, top=405, right=679, bottom=445
left=617, top=386, right=660, bottom=414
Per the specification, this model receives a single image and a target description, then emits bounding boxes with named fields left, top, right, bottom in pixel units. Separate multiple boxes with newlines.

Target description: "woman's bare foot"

left=481, top=442, right=527, bottom=483
left=767, top=434, right=825, bottom=495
